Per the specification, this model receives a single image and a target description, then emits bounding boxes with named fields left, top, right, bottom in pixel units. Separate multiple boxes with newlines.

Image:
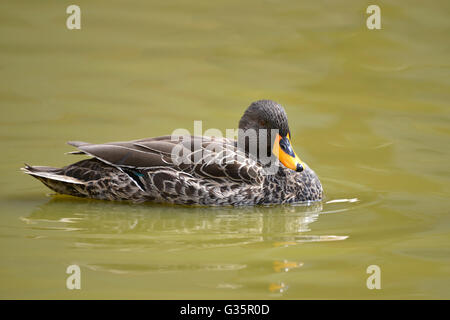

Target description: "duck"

left=22, top=100, right=323, bottom=206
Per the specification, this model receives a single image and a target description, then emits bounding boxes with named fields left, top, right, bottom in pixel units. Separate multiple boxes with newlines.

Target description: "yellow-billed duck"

left=22, top=100, right=322, bottom=205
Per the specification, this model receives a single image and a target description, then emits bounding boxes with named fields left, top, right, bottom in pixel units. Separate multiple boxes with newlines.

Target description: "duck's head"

left=238, top=100, right=306, bottom=173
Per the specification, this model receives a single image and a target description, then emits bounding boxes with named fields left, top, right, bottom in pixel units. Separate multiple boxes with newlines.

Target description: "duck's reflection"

left=26, top=197, right=324, bottom=241
left=24, top=196, right=347, bottom=295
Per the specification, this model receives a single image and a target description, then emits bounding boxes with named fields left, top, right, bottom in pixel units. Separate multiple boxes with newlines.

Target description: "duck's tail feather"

left=21, top=164, right=85, bottom=184
left=21, top=164, right=88, bottom=197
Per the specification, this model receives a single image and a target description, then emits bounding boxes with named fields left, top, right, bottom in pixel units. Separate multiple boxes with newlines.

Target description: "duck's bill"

left=272, top=133, right=305, bottom=172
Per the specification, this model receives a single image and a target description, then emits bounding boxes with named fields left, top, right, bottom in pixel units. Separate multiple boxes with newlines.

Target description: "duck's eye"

left=259, top=120, right=266, bottom=126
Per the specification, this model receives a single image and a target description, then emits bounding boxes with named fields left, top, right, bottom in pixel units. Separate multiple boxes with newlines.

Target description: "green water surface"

left=0, top=0, right=449, bottom=299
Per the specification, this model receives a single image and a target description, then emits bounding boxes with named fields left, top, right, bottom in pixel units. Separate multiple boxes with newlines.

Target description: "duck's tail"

left=21, top=164, right=87, bottom=197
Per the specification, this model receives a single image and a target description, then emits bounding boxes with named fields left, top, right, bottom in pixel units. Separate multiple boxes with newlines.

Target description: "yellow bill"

left=272, top=133, right=305, bottom=172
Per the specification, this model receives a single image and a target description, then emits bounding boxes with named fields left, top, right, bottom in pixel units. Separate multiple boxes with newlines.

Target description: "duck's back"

left=23, top=136, right=269, bottom=205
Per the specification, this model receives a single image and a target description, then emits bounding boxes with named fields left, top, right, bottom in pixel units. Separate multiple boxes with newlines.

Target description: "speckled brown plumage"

left=22, top=100, right=323, bottom=206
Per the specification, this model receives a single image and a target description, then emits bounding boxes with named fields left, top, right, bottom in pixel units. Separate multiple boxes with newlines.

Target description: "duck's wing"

left=67, top=135, right=264, bottom=185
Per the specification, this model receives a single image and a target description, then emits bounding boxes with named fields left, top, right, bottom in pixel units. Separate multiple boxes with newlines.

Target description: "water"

left=0, top=0, right=449, bottom=299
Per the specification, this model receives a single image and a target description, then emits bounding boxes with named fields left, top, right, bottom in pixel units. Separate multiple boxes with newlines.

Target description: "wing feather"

left=68, top=135, right=263, bottom=185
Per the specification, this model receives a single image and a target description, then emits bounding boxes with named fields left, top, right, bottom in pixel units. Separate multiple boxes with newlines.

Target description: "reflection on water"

left=24, top=197, right=339, bottom=244
left=273, top=260, right=303, bottom=273
left=22, top=196, right=357, bottom=295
